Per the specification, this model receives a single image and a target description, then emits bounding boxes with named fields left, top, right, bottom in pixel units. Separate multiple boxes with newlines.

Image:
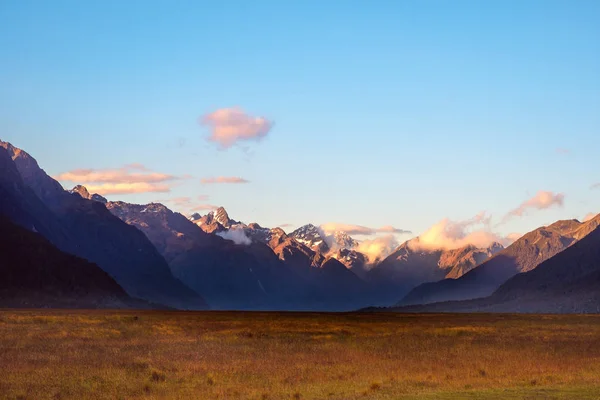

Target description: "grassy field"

left=1, top=311, right=600, bottom=399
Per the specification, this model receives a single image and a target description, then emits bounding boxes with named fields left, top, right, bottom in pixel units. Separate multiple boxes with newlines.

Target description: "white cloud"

left=201, top=107, right=273, bottom=149
left=410, top=212, right=514, bottom=251
left=356, top=235, right=399, bottom=264
left=217, top=228, right=252, bottom=245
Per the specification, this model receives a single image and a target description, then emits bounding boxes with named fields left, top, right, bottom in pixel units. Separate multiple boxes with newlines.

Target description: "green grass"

left=1, top=310, right=600, bottom=399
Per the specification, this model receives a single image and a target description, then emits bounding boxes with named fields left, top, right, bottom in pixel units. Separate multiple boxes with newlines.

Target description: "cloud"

left=583, top=213, right=597, bottom=222
left=556, top=148, right=570, bottom=155
left=410, top=212, right=512, bottom=251
left=591, top=183, right=600, bottom=190
left=54, top=164, right=182, bottom=195
left=201, top=176, right=249, bottom=184
left=197, top=194, right=210, bottom=201
left=201, top=107, right=273, bottom=149
left=503, top=191, right=565, bottom=221
left=169, top=197, right=193, bottom=206
left=217, top=228, right=252, bottom=245
left=320, top=222, right=411, bottom=236
left=191, top=204, right=219, bottom=211
left=55, top=166, right=176, bottom=184
left=356, top=235, right=399, bottom=264
left=85, top=182, right=171, bottom=195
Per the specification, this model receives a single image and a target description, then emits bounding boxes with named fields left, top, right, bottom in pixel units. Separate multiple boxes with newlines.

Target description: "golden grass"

left=1, top=310, right=600, bottom=399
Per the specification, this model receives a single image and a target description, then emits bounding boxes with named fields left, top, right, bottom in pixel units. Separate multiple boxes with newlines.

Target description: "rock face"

left=191, top=207, right=241, bottom=233
left=331, top=249, right=370, bottom=279
left=289, top=224, right=330, bottom=253
left=0, top=141, right=207, bottom=310
left=398, top=218, right=599, bottom=307
left=105, top=201, right=211, bottom=263
left=366, top=240, right=503, bottom=306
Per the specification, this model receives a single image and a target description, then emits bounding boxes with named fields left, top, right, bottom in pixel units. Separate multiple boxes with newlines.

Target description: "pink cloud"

left=55, top=165, right=177, bottom=184
left=54, top=164, right=183, bottom=196
left=201, top=176, right=249, bottom=184
left=85, top=183, right=171, bottom=195
left=504, top=191, right=565, bottom=221
left=201, top=107, right=273, bottom=149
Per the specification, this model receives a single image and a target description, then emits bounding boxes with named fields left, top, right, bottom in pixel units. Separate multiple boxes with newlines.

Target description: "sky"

left=1, top=0, right=599, bottom=249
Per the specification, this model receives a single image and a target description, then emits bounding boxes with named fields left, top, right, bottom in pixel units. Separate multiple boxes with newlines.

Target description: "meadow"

left=1, top=310, right=600, bottom=400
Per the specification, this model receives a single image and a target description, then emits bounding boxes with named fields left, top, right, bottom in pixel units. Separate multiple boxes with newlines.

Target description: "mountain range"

left=1, top=139, right=599, bottom=313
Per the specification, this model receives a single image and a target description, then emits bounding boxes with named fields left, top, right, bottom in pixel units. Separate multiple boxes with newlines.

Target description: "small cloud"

left=85, top=182, right=171, bottom=195
left=217, top=228, right=252, bottom=245
left=169, top=197, right=193, bottom=206
left=320, top=222, right=411, bottom=236
left=556, top=148, right=570, bottom=155
left=197, top=194, right=210, bottom=201
left=201, top=107, right=273, bottom=149
left=201, top=176, right=249, bottom=184
left=583, top=213, right=597, bottom=222
left=191, top=204, right=219, bottom=211
left=591, top=183, right=600, bottom=190
left=279, top=223, right=293, bottom=228
left=54, top=164, right=183, bottom=195
left=503, top=191, right=565, bottom=221
left=55, top=165, right=176, bottom=184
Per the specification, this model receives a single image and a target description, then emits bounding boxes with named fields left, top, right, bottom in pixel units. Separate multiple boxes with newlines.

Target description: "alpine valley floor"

left=1, top=310, right=600, bottom=400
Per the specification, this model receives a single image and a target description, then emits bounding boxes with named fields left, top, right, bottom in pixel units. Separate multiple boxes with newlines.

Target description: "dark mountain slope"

left=0, top=216, right=148, bottom=308
left=0, top=141, right=206, bottom=310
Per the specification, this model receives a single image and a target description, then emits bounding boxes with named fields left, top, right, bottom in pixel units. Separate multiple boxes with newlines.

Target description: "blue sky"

left=1, top=0, right=599, bottom=244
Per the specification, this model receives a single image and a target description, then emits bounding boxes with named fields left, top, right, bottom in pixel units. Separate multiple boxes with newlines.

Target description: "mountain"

left=398, top=218, right=599, bottom=307
left=289, top=224, right=330, bottom=253
left=0, top=215, right=148, bottom=308
left=366, top=239, right=503, bottom=305
left=332, top=231, right=359, bottom=250
left=105, top=200, right=211, bottom=263
left=487, top=216, right=600, bottom=313
left=176, top=211, right=370, bottom=310
left=331, top=248, right=370, bottom=279
left=69, top=185, right=107, bottom=203
left=106, top=201, right=315, bottom=310
left=191, top=207, right=241, bottom=233
left=391, top=216, right=600, bottom=314
left=0, top=140, right=207, bottom=310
